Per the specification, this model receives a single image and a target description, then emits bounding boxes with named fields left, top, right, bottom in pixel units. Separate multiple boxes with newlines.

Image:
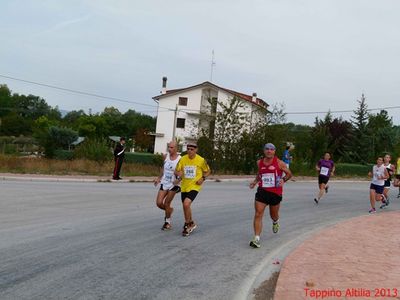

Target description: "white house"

left=152, top=78, right=269, bottom=154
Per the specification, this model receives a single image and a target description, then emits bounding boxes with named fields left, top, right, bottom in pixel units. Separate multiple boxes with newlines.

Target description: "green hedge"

left=290, top=162, right=372, bottom=177
left=124, top=152, right=163, bottom=165
left=335, top=163, right=372, bottom=177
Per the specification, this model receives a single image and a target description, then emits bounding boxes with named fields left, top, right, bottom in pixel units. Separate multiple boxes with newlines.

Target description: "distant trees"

left=0, top=84, right=157, bottom=156
left=194, top=94, right=399, bottom=174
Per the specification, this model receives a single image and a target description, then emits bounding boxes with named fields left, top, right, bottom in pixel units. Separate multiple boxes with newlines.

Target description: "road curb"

left=233, top=228, right=325, bottom=300
left=0, top=174, right=370, bottom=183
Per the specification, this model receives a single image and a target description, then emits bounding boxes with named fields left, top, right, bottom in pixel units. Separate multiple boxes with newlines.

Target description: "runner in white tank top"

left=368, top=157, right=389, bottom=213
left=154, top=141, right=181, bottom=230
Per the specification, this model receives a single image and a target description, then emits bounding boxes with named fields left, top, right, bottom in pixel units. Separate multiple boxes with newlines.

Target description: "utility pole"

left=172, top=104, right=178, bottom=141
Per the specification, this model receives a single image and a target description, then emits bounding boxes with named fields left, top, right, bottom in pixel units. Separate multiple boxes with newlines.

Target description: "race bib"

left=261, top=173, right=275, bottom=188
left=320, top=167, right=329, bottom=176
left=164, top=173, right=173, bottom=182
left=184, top=166, right=197, bottom=179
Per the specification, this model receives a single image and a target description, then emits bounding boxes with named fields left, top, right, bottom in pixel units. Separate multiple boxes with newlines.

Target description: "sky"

left=1, top=0, right=400, bottom=125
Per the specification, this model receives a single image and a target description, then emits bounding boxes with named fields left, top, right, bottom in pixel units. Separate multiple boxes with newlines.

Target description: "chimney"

left=162, top=76, right=168, bottom=95
left=252, top=92, right=257, bottom=102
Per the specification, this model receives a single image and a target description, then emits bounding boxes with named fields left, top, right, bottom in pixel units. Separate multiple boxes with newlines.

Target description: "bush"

left=53, top=150, right=74, bottom=160
left=3, top=144, right=18, bottom=155
left=74, top=138, right=112, bottom=162
left=124, top=152, right=163, bottom=165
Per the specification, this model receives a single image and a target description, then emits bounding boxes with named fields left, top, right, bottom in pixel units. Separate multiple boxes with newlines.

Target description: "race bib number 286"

left=184, top=166, right=197, bottom=179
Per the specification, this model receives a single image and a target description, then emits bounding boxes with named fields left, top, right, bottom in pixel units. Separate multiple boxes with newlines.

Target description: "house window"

left=179, top=97, right=188, bottom=106
left=176, top=118, right=185, bottom=128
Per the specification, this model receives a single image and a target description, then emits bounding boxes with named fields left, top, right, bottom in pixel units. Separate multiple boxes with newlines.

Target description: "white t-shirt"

left=372, top=165, right=386, bottom=186
left=160, top=153, right=181, bottom=190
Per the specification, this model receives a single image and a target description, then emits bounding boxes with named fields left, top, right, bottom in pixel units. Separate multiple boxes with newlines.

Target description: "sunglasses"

left=265, top=148, right=275, bottom=151
left=187, top=147, right=196, bottom=151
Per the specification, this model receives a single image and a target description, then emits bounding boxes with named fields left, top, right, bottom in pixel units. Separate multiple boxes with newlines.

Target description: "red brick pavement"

left=274, top=211, right=400, bottom=300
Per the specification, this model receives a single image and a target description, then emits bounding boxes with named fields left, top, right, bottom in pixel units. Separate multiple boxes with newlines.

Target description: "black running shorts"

left=255, top=187, right=282, bottom=206
left=181, top=190, right=199, bottom=202
left=160, top=184, right=181, bottom=193
left=384, top=180, right=391, bottom=188
left=318, top=175, right=329, bottom=185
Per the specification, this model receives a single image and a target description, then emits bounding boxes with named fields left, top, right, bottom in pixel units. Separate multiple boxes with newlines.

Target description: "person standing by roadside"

left=282, top=143, right=293, bottom=169
left=314, top=152, right=335, bottom=204
left=154, top=141, right=181, bottom=230
left=368, top=157, right=389, bottom=214
left=175, top=142, right=211, bottom=237
left=249, top=143, right=292, bottom=248
left=382, top=154, right=395, bottom=208
left=112, top=137, right=126, bottom=180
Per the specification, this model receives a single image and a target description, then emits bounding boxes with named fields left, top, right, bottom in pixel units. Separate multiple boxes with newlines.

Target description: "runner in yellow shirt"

left=394, top=156, right=400, bottom=198
left=175, top=142, right=211, bottom=236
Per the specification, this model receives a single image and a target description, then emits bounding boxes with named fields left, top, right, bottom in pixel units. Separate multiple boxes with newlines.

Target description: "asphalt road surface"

left=1, top=180, right=399, bottom=300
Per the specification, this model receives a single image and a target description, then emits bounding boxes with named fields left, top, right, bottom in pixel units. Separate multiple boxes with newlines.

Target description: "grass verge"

left=0, top=155, right=159, bottom=176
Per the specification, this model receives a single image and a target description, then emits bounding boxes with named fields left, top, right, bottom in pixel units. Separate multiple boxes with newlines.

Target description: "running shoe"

left=182, top=223, right=190, bottom=236
left=386, top=197, right=390, bottom=206
left=162, top=222, right=172, bottom=230
left=379, top=203, right=387, bottom=209
left=314, top=198, right=319, bottom=204
left=368, top=208, right=376, bottom=214
left=325, top=186, right=329, bottom=193
left=249, top=238, right=261, bottom=248
left=272, top=222, right=280, bottom=234
left=188, top=221, right=197, bottom=234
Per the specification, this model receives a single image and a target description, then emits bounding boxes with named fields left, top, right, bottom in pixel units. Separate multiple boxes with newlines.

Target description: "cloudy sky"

left=1, top=0, right=400, bottom=125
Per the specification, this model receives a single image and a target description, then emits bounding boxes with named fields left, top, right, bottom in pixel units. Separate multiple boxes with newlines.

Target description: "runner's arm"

left=249, top=160, right=261, bottom=189
left=382, top=169, right=389, bottom=180
left=154, top=154, right=166, bottom=186
left=174, top=160, right=183, bottom=179
left=278, top=159, right=292, bottom=182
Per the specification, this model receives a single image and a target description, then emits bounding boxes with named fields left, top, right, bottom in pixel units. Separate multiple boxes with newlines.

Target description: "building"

left=152, top=78, right=269, bottom=154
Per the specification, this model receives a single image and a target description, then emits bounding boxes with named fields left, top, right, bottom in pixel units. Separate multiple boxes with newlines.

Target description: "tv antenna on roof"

left=210, top=50, right=216, bottom=82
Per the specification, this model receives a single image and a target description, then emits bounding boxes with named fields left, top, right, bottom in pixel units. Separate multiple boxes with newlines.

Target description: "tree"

left=47, top=126, right=78, bottom=150
left=0, top=84, right=12, bottom=117
left=62, top=110, right=86, bottom=127
left=349, top=94, right=370, bottom=163
left=197, top=96, right=249, bottom=172
left=267, top=102, right=287, bottom=125
left=367, top=110, right=394, bottom=159
left=135, top=128, right=153, bottom=152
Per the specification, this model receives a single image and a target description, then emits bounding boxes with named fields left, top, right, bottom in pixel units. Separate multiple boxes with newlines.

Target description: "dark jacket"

left=114, top=143, right=125, bottom=159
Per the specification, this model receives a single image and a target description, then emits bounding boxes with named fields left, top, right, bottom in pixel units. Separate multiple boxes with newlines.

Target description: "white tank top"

left=372, top=165, right=386, bottom=186
left=160, top=153, right=181, bottom=189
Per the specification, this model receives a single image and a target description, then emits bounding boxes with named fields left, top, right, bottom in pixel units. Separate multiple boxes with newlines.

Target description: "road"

left=0, top=180, right=399, bottom=300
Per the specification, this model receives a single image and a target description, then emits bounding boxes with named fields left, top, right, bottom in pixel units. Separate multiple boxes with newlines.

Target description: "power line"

left=0, top=74, right=174, bottom=111
left=2, top=74, right=399, bottom=116
left=286, top=105, right=400, bottom=115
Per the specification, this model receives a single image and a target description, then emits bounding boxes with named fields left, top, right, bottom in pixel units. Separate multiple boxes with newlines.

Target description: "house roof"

left=152, top=81, right=269, bottom=110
